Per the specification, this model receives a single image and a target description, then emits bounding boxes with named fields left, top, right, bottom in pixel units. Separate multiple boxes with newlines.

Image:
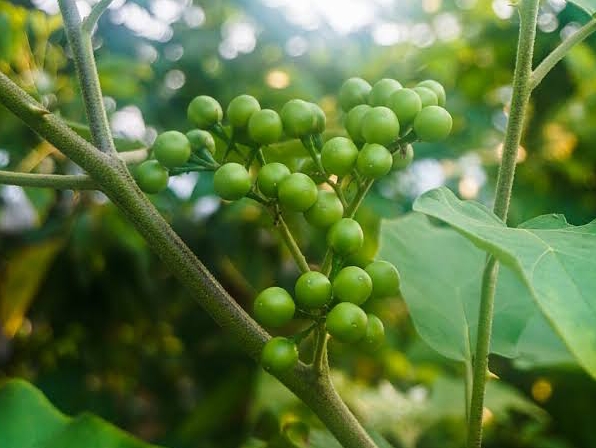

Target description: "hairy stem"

left=58, top=0, right=116, bottom=154
left=0, top=71, right=377, bottom=448
left=82, top=0, right=113, bottom=33
left=313, top=323, right=330, bottom=375
left=531, top=17, right=596, bottom=90
left=0, top=170, right=97, bottom=190
left=467, top=1, right=539, bottom=447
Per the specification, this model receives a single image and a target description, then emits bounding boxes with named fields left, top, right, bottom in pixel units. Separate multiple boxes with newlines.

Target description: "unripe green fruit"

left=186, top=129, right=216, bottom=153
left=257, top=162, right=291, bottom=198
left=416, top=79, right=446, bottom=107
left=392, top=144, right=414, bottom=170
left=338, top=77, right=372, bottom=112
left=326, top=302, right=368, bottom=343
left=358, top=314, right=385, bottom=351
left=213, top=162, right=252, bottom=200
left=136, top=160, right=169, bottom=194
left=261, top=337, right=299, bottom=373
left=227, top=94, right=261, bottom=129
left=188, top=95, right=223, bottom=129
left=332, top=266, right=373, bottom=305
left=310, top=102, right=326, bottom=134
left=368, top=78, right=402, bottom=107
left=327, top=218, right=364, bottom=255
left=361, top=106, right=400, bottom=146
left=278, top=173, right=318, bottom=212
left=304, top=190, right=344, bottom=228
left=152, top=130, right=191, bottom=168
left=295, top=271, right=332, bottom=309
left=412, top=86, right=438, bottom=108
left=345, top=104, right=371, bottom=144
left=356, top=143, right=392, bottom=179
left=320, top=136, right=358, bottom=177
left=248, top=109, right=283, bottom=144
left=365, top=260, right=401, bottom=298
left=253, top=286, right=295, bottom=327
left=387, top=88, right=422, bottom=127
left=281, top=99, right=316, bottom=138
left=413, top=106, right=453, bottom=142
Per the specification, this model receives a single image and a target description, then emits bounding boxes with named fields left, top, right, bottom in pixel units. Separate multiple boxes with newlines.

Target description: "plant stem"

left=530, top=17, right=596, bottom=90
left=313, top=323, right=329, bottom=374
left=0, top=170, right=97, bottom=190
left=464, top=359, right=473, bottom=422
left=345, top=178, right=374, bottom=218
left=467, top=1, right=539, bottom=447
left=58, top=0, right=116, bottom=155
left=82, top=0, right=113, bottom=34
left=0, top=72, right=377, bottom=448
left=276, top=211, right=310, bottom=273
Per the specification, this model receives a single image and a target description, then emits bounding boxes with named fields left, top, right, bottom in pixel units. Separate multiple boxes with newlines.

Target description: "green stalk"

left=467, top=1, right=539, bottom=447
left=58, top=0, right=116, bottom=154
left=0, top=171, right=97, bottom=190
left=276, top=212, right=311, bottom=273
left=0, top=71, right=377, bottom=448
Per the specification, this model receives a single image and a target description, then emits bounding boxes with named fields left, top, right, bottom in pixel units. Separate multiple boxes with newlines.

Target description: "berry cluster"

left=134, top=77, right=452, bottom=374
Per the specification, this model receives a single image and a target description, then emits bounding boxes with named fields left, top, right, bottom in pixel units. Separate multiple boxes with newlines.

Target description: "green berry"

left=326, top=303, right=368, bottom=343
left=152, top=130, right=191, bottom=168
left=135, top=160, right=169, bottom=194
left=358, top=314, right=385, bottom=351
left=310, top=102, right=326, bottom=134
left=413, top=106, right=453, bottom=142
left=248, top=109, right=283, bottom=145
left=320, top=136, right=359, bottom=177
left=213, top=162, right=252, bottom=200
left=304, top=190, right=344, bottom=228
left=257, top=162, right=291, bottom=198
left=227, top=94, right=261, bottom=129
left=332, top=266, right=373, bottom=305
left=392, top=144, right=414, bottom=170
left=344, top=104, right=371, bottom=144
left=365, top=260, right=401, bottom=298
left=356, top=143, right=392, bottom=179
left=416, top=79, right=446, bottom=107
left=327, top=218, right=364, bottom=255
left=387, top=88, right=422, bottom=127
left=278, top=173, right=318, bottom=212
left=412, top=86, right=438, bottom=108
left=253, top=287, right=295, bottom=327
left=186, top=129, right=216, bottom=153
left=188, top=95, right=223, bottom=129
left=338, top=77, right=372, bottom=112
left=361, top=106, right=400, bottom=146
left=295, top=271, right=332, bottom=309
left=281, top=99, right=316, bottom=138
left=368, top=78, right=402, bottom=106
left=261, top=337, right=299, bottom=373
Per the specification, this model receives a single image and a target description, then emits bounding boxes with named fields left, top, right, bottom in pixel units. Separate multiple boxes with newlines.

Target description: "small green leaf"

left=568, top=0, right=596, bottom=15
left=413, top=186, right=596, bottom=379
left=0, top=379, right=162, bottom=448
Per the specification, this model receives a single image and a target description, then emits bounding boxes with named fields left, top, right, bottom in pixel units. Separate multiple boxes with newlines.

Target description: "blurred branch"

left=531, top=18, right=596, bottom=90
left=0, top=171, right=97, bottom=190
left=82, top=0, right=113, bottom=34
left=118, top=148, right=149, bottom=164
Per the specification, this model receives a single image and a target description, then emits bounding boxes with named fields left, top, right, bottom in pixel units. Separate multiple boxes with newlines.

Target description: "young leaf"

left=413, top=186, right=596, bottom=379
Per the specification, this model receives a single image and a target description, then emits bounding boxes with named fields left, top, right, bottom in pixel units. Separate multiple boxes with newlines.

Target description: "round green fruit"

left=281, top=99, right=316, bottom=138
left=368, top=78, right=402, bottom=107
left=326, top=302, right=368, bottom=343
left=136, top=160, right=169, bottom=194
left=152, top=130, right=191, bottom=168
left=356, top=143, right=392, bottom=179
left=248, top=109, right=283, bottom=145
left=358, top=314, right=385, bottom=351
left=278, top=173, right=318, bottom=212
left=392, top=144, right=414, bottom=170
left=188, top=95, right=223, bottom=129
left=310, top=102, right=326, bottom=134
left=411, top=86, right=438, bottom=108
left=320, top=136, right=359, bottom=177
left=416, top=79, right=446, bottom=107
left=213, top=162, right=252, bottom=200
left=361, top=106, right=400, bottom=146
left=338, top=77, right=372, bottom=112
left=413, top=106, right=453, bottom=142
left=344, top=104, right=371, bottom=144
left=186, top=129, right=215, bottom=153
left=327, top=218, right=364, bottom=255
left=294, top=271, right=332, bottom=309
left=365, top=260, right=400, bottom=298
left=304, top=190, right=344, bottom=228
left=257, top=162, right=291, bottom=198
left=332, top=266, right=373, bottom=305
left=387, top=88, right=422, bottom=127
left=227, top=94, right=261, bottom=129
left=261, top=337, right=299, bottom=373
left=253, top=286, right=295, bottom=327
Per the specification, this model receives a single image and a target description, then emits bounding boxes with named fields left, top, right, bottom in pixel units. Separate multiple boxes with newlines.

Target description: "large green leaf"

left=379, top=213, right=573, bottom=366
left=413, top=187, right=596, bottom=379
left=0, top=379, right=162, bottom=448
left=568, top=0, right=596, bottom=15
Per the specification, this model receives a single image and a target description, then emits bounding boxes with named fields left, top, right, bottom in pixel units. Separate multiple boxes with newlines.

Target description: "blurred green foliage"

left=1, top=0, right=596, bottom=447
